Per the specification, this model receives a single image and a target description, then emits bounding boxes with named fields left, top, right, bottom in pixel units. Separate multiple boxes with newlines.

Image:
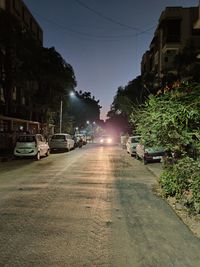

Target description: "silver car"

left=14, top=134, right=50, bottom=160
left=126, top=136, right=141, bottom=156
left=49, top=133, right=75, bottom=152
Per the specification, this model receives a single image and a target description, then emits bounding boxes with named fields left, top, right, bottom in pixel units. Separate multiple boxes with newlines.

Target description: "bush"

left=187, top=171, right=200, bottom=214
left=160, top=157, right=198, bottom=197
left=160, top=157, right=200, bottom=213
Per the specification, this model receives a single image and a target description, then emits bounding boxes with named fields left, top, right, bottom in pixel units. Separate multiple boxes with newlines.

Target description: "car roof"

left=52, top=133, right=69, bottom=135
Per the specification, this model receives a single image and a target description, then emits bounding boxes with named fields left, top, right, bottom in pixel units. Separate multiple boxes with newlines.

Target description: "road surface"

left=0, top=144, right=200, bottom=267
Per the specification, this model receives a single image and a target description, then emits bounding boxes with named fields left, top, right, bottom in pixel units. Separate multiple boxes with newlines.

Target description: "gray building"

left=141, top=4, right=200, bottom=79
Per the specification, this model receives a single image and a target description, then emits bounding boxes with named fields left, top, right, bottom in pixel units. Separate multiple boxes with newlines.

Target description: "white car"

left=14, top=134, right=50, bottom=160
left=49, top=133, right=75, bottom=152
left=126, top=136, right=141, bottom=156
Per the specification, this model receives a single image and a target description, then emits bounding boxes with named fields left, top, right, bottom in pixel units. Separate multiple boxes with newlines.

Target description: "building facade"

left=0, top=0, right=43, bottom=44
left=0, top=0, right=48, bottom=150
left=141, top=5, right=200, bottom=80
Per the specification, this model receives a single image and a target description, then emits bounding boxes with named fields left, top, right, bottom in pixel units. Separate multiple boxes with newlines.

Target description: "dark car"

left=136, top=143, right=165, bottom=164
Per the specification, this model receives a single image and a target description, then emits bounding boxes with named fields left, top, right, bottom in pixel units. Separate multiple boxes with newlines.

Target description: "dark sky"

left=24, top=0, right=198, bottom=120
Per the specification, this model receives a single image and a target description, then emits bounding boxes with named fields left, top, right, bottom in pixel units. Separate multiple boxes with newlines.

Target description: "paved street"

left=0, top=144, right=200, bottom=267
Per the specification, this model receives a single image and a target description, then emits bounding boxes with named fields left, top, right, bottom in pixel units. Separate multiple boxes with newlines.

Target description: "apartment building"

left=0, top=0, right=44, bottom=137
left=141, top=5, right=200, bottom=79
left=0, top=0, right=43, bottom=44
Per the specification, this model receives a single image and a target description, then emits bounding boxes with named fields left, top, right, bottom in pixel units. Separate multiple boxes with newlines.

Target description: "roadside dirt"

left=153, top=184, right=200, bottom=239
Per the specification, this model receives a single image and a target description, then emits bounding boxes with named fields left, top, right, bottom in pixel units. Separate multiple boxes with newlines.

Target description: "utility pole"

left=59, top=100, right=63, bottom=133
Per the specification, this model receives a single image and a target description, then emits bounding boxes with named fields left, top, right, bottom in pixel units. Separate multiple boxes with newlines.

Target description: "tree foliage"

left=68, top=91, right=101, bottom=130
left=130, top=83, right=200, bottom=152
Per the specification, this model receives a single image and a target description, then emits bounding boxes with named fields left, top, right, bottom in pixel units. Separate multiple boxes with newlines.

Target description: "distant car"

left=14, top=134, right=50, bottom=160
left=75, top=134, right=87, bottom=145
left=121, top=135, right=128, bottom=148
left=99, top=135, right=113, bottom=145
left=126, top=135, right=141, bottom=156
left=49, top=133, right=75, bottom=152
left=136, top=143, right=165, bottom=164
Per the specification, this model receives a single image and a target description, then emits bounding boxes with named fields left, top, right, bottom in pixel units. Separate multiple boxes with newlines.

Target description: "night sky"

left=24, top=0, right=198, bottom=120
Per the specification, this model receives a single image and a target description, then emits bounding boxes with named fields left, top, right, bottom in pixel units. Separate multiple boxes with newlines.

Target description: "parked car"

left=49, top=133, right=75, bottom=152
left=14, top=134, right=50, bottom=160
left=121, top=135, right=129, bottom=149
left=136, top=143, right=165, bottom=164
left=126, top=135, right=141, bottom=156
left=75, top=134, right=87, bottom=145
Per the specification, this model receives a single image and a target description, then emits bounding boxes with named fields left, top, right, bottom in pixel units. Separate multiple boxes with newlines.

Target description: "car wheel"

left=143, top=158, right=148, bottom=165
left=35, top=152, right=40, bottom=161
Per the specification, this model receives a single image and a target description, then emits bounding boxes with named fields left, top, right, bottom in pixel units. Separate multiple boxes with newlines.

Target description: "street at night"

left=0, top=144, right=200, bottom=267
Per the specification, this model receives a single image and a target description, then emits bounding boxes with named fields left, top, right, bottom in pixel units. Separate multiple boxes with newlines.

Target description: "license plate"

left=153, top=156, right=162, bottom=160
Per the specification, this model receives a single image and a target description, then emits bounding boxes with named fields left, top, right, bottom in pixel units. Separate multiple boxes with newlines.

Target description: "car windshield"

left=131, top=137, right=140, bottom=143
left=102, top=136, right=110, bottom=139
left=51, top=135, right=65, bottom=140
left=17, top=135, right=36, bottom=142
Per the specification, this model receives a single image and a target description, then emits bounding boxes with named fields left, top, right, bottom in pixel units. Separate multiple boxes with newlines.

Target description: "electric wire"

left=73, top=0, right=140, bottom=31
left=32, top=10, right=156, bottom=41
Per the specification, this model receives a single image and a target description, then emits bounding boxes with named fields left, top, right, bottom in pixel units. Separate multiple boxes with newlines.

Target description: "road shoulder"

left=146, top=162, right=200, bottom=239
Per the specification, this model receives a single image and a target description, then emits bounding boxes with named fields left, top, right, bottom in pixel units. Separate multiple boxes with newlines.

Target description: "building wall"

left=0, top=0, right=43, bottom=44
left=141, top=5, right=200, bottom=78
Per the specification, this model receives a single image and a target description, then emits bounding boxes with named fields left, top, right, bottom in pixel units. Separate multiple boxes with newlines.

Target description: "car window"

left=131, top=137, right=140, bottom=143
left=17, top=135, right=36, bottom=142
left=37, top=135, right=42, bottom=141
left=51, top=135, right=65, bottom=140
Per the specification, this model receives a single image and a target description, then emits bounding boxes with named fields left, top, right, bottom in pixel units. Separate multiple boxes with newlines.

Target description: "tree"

left=68, top=90, right=101, bottom=130
left=130, top=82, right=200, bottom=155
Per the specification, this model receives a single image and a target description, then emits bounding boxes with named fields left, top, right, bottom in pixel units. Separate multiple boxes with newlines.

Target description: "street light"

left=70, top=91, right=75, bottom=97
left=59, top=100, right=63, bottom=133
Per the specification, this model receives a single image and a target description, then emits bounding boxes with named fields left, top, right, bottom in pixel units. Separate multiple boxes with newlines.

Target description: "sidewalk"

left=0, top=151, right=14, bottom=162
left=146, top=162, right=163, bottom=179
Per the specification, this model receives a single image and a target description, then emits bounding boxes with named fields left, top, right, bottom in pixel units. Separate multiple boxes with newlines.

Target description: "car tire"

left=35, top=152, right=40, bottom=161
left=143, top=158, right=148, bottom=165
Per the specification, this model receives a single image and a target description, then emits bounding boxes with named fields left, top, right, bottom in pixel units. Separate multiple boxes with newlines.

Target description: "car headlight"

left=107, top=138, right=112, bottom=143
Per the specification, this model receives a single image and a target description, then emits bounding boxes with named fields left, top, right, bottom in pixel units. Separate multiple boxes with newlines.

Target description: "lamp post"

left=59, top=100, right=63, bottom=133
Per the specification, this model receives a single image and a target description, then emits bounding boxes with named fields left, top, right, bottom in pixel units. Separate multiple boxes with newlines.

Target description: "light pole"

left=59, top=100, right=63, bottom=133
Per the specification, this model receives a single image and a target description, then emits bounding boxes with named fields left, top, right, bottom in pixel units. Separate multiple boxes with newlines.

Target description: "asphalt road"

left=0, top=144, right=200, bottom=267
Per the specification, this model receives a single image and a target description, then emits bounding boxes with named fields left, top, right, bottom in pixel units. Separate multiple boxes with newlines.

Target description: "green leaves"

left=130, top=83, right=200, bottom=152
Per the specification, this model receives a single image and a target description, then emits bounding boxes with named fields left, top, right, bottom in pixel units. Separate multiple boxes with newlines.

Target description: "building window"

left=163, top=19, right=181, bottom=44
left=0, top=87, right=5, bottom=102
left=12, top=87, right=17, bottom=101
left=192, top=28, right=200, bottom=36
left=22, top=6, right=25, bottom=21
left=13, top=0, right=16, bottom=9
left=164, top=57, right=168, bottom=62
left=30, top=18, right=33, bottom=30
left=22, top=96, right=25, bottom=105
left=13, top=0, right=20, bottom=16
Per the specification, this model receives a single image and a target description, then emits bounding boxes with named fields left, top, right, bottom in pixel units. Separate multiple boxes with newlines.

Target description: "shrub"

left=160, top=157, right=199, bottom=198
left=188, top=171, right=200, bottom=214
